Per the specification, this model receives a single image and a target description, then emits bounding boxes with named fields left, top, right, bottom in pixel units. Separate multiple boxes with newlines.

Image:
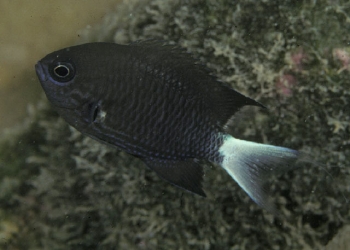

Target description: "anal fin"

left=142, top=158, right=206, bottom=197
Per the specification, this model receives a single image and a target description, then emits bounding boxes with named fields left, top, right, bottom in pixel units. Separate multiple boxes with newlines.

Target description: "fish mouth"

left=35, top=61, right=49, bottom=82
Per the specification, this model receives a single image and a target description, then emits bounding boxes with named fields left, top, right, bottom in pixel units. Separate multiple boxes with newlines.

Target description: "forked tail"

left=218, top=135, right=302, bottom=214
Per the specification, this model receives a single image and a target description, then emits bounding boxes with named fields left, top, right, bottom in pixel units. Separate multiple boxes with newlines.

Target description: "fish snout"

left=35, top=62, right=48, bottom=82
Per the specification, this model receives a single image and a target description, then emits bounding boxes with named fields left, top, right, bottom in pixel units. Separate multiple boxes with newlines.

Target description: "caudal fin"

left=218, top=135, right=301, bottom=214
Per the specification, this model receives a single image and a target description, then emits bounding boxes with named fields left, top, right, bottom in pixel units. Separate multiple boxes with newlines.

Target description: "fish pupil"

left=50, top=61, right=75, bottom=82
left=54, top=65, right=70, bottom=78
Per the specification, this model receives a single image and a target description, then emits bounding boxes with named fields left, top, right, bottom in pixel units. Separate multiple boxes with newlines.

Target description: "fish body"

left=36, top=41, right=299, bottom=212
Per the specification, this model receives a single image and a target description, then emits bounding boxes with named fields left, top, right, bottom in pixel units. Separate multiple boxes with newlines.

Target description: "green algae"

left=1, top=0, right=349, bottom=249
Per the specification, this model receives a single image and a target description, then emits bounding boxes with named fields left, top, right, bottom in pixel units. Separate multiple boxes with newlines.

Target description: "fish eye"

left=50, top=61, right=75, bottom=82
left=54, top=65, right=70, bottom=78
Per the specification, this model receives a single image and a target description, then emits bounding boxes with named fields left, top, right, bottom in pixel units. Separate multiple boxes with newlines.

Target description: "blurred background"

left=0, top=0, right=121, bottom=131
left=0, top=1, right=348, bottom=248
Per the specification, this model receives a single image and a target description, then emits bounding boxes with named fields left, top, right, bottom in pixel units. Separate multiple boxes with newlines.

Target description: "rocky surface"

left=0, top=0, right=349, bottom=249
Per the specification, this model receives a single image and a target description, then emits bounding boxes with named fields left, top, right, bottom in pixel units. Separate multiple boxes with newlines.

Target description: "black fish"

left=35, top=41, right=301, bottom=213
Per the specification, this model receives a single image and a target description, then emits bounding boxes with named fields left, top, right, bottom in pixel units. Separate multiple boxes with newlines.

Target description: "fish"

left=35, top=41, right=302, bottom=213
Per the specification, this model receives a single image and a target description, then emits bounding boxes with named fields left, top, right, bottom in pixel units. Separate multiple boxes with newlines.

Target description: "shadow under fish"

left=35, top=40, right=307, bottom=214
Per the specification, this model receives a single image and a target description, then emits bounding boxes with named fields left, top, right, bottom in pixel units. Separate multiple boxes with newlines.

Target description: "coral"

left=1, top=0, right=349, bottom=249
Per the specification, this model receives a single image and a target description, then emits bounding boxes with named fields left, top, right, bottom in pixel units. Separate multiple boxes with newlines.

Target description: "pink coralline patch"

left=275, top=74, right=298, bottom=97
left=286, top=48, right=308, bottom=72
left=332, top=48, right=350, bottom=73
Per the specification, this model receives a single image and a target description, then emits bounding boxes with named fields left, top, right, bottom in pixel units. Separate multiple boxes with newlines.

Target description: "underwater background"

left=0, top=0, right=349, bottom=249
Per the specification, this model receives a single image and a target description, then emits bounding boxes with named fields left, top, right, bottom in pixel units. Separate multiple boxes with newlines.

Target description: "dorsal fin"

left=129, top=40, right=265, bottom=128
left=204, top=84, right=266, bottom=128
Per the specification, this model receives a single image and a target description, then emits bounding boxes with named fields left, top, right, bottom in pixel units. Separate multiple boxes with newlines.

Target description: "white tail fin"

left=218, top=135, right=300, bottom=214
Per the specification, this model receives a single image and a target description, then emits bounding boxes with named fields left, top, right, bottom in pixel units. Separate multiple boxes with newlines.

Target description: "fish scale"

left=36, top=41, right=304, bottom=213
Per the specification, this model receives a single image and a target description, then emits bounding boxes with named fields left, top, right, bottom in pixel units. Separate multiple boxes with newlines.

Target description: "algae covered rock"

left=1, top=0, right=349, bottom=249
